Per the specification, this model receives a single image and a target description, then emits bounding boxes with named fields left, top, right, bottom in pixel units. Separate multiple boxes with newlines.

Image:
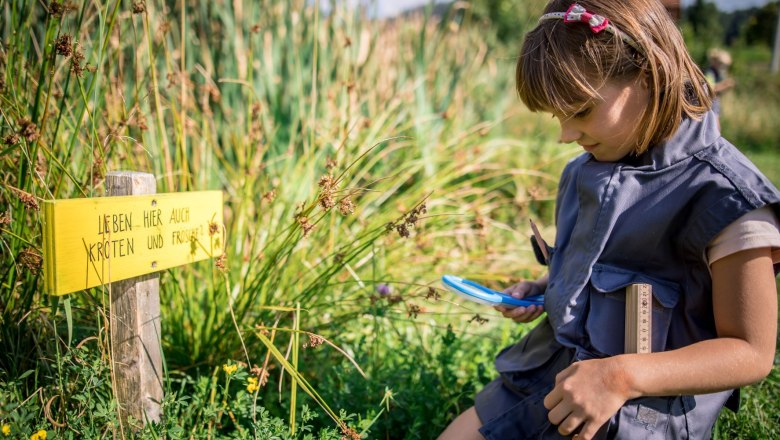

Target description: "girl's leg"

left=437, top=406, right=485, bottom=440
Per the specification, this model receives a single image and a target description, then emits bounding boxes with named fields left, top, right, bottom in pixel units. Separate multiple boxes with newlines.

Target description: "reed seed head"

left=387, top=294, right=403, bottom=304
left=215, top=253, right=227, bottom=272
left=14, top=188, right=39, bottom=211
left=4, top=133, right=19, bottom=146
left=250, top=366, right=269, bottom=387
left=135, top=113, right=148, bottom=131
left=254, top=323, right=270, bottom=336
left=338, top=197, right=355, bottom=216
left=341, top=425, right=361, bottom=440
left=395, top=223, right=410, bottom=238
left=17, top=118, right=39, bottom=143
left=318, top=174, right=336, bottom=210
left=132, top=1, right=146, bottom=14
left=406, top=303, right=424, bottom=319
left=303, top=333, right=324, bottom=349
left=325, top=156, right=337, bottom=172
left=18, top=247, right=43, bottom=274
left=297, top=216, right=315, bottom=237
left=48, top=1, right=76, bottom=17
left=55, top=34, right=73, bottom=57
left=49, top=1, right=65, bottom=17
left=70, top=47, right=85, bottom=77
left=469, top=314, right=489, bottom=325
left=318, top=174, right=335, bottom=189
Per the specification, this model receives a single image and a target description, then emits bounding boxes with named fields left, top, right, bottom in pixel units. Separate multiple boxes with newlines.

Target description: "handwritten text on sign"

left=43, top=191, right=224, bottom=296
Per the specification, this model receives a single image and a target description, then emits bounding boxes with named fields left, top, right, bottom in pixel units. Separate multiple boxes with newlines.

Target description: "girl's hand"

left=494, top=279, right=545, bottom=323
left=543, top=358, right=633, bottom=439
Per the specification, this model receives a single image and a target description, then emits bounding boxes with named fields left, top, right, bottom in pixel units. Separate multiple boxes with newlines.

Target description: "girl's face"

left=552, top=77, right=650, bottom=162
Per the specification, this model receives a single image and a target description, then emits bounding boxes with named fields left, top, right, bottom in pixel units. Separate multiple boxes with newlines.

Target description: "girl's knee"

left=437, top=407, right=485, bottom=440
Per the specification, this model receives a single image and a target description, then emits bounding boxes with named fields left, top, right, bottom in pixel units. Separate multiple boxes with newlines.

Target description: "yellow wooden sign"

left=43, top=191, right=224, bottom=296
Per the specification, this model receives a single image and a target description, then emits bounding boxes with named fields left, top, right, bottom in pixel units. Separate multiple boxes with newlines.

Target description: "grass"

left=0, top=0, right=777, bottom=438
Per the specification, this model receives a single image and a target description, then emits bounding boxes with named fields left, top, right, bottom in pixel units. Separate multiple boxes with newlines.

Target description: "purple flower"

left=376, top=283, right=391, bottom=296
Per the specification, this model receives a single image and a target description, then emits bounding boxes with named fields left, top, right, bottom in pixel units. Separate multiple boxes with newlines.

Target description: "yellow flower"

left=30, top=430, right=47, bottom=440
left=2, top=424, right=10, bottom=436
left=222, top=363, right=238, bottom=375
left=246, top=376, right=259, bottom=393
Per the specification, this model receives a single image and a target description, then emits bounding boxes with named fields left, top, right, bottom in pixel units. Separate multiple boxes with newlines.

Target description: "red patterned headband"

left=539, top=3, right=643, bottom=53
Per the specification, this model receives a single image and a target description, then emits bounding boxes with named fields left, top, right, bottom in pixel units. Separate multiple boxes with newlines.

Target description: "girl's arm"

left=544, top=247, right=777, bottom=439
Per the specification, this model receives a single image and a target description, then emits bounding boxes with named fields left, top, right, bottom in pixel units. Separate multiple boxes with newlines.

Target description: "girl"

left=439, top=1, right=780, bottom=439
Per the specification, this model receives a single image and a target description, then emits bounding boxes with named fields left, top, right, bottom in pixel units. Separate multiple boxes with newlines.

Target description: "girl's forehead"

left=543, top=81, right=604, bottom=114
left=543, top=79, right=630, bottom=116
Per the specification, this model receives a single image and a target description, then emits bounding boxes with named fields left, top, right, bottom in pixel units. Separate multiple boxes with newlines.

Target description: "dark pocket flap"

left=495, top=318, right=564, bottom=374
left=590, top=263, right=680, bottom=309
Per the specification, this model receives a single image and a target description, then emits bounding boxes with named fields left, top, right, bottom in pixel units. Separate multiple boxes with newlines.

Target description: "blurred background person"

left=705, top=48, right=736, bottom=128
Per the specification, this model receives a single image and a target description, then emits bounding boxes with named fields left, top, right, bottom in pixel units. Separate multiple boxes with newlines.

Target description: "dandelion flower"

left=2, top=424, right=10, bottom=436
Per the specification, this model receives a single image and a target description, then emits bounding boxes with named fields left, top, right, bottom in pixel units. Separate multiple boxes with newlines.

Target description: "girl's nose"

left=558, top=120, right=581, bottom=144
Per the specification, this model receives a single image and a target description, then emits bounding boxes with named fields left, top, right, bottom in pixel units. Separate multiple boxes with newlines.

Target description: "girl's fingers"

left=503, top=281, right=534, bottom=297
left=545, top=398, right=569, bottom=425
left=556, top=412, right=586, bottom=437
left=514, top=305, right=543, bottom=321
left=576, top=422, right=600, bottom=440
left=543, top=385, right=562, bottom=410
left=495, top=304, right=544, bottom=323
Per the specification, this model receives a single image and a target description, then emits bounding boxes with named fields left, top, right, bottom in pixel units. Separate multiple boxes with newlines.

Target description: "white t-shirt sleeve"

left=707, top=206, right=780, bottom=266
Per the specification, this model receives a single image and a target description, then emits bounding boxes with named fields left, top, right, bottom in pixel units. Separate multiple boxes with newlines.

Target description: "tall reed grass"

left=0, top=0, right=571, bottom=436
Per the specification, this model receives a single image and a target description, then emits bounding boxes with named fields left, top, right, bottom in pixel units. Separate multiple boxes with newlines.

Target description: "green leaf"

left=64, top=296, right=73, bottom=347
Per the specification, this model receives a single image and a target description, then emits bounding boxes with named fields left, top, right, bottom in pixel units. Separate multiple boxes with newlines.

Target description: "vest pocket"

left=585, top=264, right=680, bottom=356
left=608, top=395, right=689, bottom=439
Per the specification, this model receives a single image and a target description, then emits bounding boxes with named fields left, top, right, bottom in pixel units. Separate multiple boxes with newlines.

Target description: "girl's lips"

left=580, top=143, right=599, bottom=152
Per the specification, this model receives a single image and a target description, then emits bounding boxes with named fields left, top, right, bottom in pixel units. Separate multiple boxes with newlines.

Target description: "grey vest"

left=491, top=111, right=780, bottom=439
left=546, top=110, right=780, bottom=359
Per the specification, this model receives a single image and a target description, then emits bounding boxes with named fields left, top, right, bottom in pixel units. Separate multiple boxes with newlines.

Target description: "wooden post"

left=107, top=171, right=163, bottom=428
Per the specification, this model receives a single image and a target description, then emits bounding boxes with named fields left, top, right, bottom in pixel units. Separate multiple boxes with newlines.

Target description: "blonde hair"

left=516, top=0, right=712, bottom=154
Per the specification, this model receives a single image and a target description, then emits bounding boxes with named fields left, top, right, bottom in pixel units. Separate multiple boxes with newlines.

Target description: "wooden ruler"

left=625, top=283, right=653, bottom=354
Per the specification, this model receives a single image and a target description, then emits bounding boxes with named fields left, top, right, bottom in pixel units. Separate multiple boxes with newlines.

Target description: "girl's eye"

left=574, top=107, right=592, bottom=118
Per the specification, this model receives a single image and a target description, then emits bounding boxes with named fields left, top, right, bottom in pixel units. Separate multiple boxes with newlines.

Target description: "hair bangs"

left=516, top=24, right=599, bottom=117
